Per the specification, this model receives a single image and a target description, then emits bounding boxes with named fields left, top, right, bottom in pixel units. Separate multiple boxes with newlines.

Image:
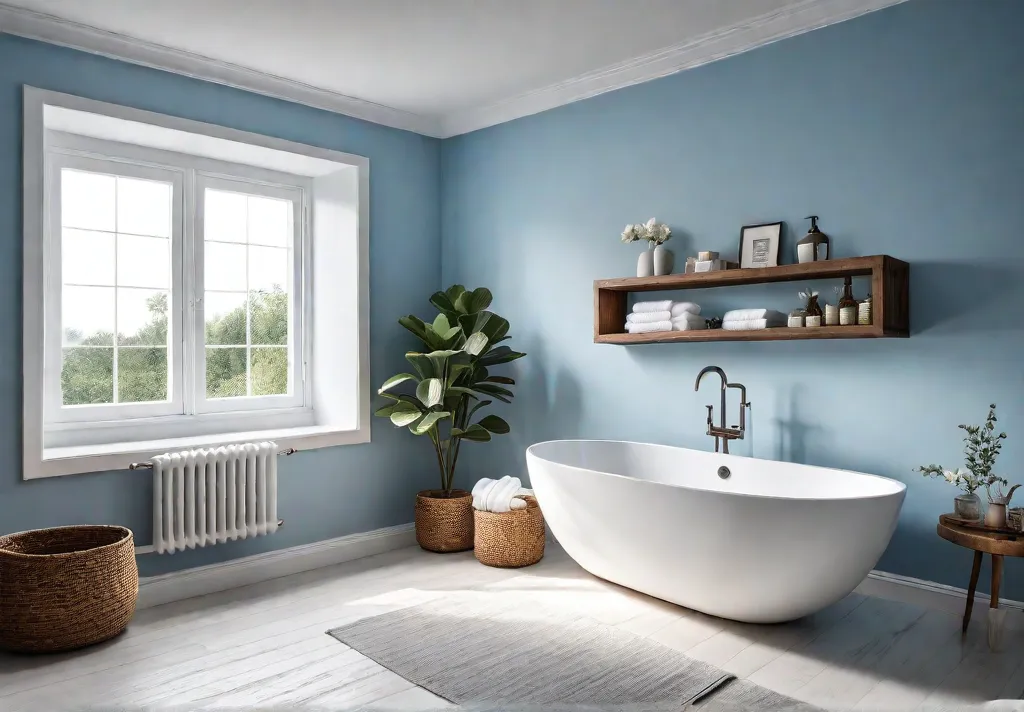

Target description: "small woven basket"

left=415, top=490, right=474, bottom=553
left=0, top=525, right=139, bottom=653
left=474, top=495, right=545, bottom=568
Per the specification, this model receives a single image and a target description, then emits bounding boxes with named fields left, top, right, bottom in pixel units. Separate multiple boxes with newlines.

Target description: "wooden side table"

left=937, top=515, right=1024, bottom=635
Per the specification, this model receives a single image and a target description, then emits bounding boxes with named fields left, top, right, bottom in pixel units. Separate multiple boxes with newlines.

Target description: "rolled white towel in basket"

left=626, top=311, right=672, bottom=324
left=472, top=476, right=534, bottom=513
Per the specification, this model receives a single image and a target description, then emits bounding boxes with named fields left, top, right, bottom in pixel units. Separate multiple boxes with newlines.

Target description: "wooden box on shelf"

left=594, top=255, right=909, bottom=344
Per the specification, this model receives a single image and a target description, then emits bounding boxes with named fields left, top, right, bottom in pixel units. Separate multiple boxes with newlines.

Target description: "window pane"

left=205, top=189, right=247, bottom=243
left=62, top=347, right=113, bottom=405
left=117, top=288, right=168, bottom=346
left=117, top=177, right=171, bottom=237
left=118, top=234, right=170, bottom=288
left=205, top=242, right=247, bottom=291
left=252, top=348, right=288, bottom=396
left=118, top=347, right=168, bottom=403
left=63, top=229, right=115, bottom=286
left=63, top=286, right=114, bottom=346
left=248, top=195, right=290, bottom=247
left=205, top=291, right=247, bottom=346
left=62, top=169, right=115, bottom=232
left=206, top=348, right=247, bottom=398
left=248, top=245, right=288, bottom=293
left=250, top=289, right=288, bottom=345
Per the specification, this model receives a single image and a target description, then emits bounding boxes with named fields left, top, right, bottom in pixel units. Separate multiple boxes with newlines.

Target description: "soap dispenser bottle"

left=796, top=215, right=830, bottom=263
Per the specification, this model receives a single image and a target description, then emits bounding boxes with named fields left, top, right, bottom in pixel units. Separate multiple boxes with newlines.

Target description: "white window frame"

left=45, top=152, right=186, bottom=423
left=24, top=87, right=371, bottom=479
left=42, top=133, right=313, bottom=443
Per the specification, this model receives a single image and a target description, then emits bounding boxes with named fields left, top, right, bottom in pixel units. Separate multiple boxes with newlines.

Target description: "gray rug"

left=327, top=597, right=819, bottom=711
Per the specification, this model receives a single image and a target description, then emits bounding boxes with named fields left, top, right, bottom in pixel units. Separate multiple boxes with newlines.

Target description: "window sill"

left=31, top=424, right=370, bottom=479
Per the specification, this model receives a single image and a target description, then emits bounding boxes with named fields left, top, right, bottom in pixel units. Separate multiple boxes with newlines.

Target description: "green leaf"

left=429, top=291, right=459, bottom=318
left=379, top=373, right=416, bottom=393
left=416, top=378, right=444, bottom=408
left=445, top=284, right=467, bottom=303
left=464, top=331, right=489, bottom=356
left=452, top=423, right=491, bottom=442
left=455, top=287, right=492, bottom=315
left=374, top=403, right=400, bottom=417
left=478, top=414, right=510, bottom=434
left=445, top=386, right=479, bottom=399
left=478, top=346, right=526, bottom=368
left=390, top=402, right=423, bottom=427
left=398, top=315, right=430, bottom=346
left=405, top=352, right=434, bottom=380
left=411, top=410, right=450, bottom=435
left=432, top=313, right=451, bottom=334
left=467, top=399, right=492, bottom=422
left=484, top=375, right=515, bottom=385
left=473, top=383, right=514, bottom=403
left=458, top=311, right=509, bottom=345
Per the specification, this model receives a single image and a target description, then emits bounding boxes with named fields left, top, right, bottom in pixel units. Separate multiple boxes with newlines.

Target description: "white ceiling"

left=0, top=0, right=903, bottom=136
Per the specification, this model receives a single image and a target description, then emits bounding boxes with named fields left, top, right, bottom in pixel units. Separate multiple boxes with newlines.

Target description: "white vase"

left=637, top=249, right=654, bottom=278
left=653, top=245, right=673, bottom=276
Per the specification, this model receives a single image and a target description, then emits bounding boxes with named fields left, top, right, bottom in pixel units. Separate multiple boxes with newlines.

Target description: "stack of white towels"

left=722, top=308, right=787, bottom=330
left=472, top=476, right=534, bottom=512
left=626, top=300, right=704, bottom=334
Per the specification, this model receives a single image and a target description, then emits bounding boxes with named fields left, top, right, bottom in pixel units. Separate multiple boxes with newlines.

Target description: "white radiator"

left=152, top=442, right=279, bottom=554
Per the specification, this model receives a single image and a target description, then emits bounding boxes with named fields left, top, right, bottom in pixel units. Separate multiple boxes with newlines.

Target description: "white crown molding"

left=137, top=522, right=416, bottom=608
left=438, top=0, right=908, bottom=137
left=0, top=3, right=444, bottom=137
left=0, top=0, right=906, bottom=139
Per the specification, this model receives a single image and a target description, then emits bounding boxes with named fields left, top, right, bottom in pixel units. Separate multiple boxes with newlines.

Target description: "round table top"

left=937, top=516, right=1024, bottom=557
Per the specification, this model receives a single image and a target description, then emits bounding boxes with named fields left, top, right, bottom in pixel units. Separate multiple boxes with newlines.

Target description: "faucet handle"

left=705, top=405, right=714, bottom=421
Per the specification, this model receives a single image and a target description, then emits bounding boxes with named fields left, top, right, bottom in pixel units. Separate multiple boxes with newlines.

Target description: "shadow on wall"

left=912, top=261, right=1022, bottom=334
left=772, top=383, right=828, bottom=465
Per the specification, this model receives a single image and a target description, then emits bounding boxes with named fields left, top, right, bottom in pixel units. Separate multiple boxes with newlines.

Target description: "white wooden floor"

left=2, top=544, right=1023, bottom=710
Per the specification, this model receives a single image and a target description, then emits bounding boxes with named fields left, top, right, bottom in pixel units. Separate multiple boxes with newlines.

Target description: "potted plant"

left=917, top=404, right=1009, bottom=522
left=375, top=285, right=525, bottom=552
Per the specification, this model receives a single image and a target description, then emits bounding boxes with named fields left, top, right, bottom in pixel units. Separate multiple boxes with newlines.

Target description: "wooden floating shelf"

left=594, top=255, right=909, bottom=344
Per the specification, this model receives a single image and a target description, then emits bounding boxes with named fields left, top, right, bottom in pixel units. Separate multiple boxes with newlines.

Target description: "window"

left=25, top=88, right=370, bottom=478
left=45, top=141, right=309, bottom=440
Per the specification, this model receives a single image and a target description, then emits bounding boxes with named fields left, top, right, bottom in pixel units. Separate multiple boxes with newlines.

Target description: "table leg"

left=991, top=554, right=1003, bottom=609
left=963, top=550, right=983, bottom=635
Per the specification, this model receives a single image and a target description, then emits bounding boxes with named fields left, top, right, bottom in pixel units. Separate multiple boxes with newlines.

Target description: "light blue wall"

left=441, top=0, right=1024, bottom=597
left=0, top=35, right=442, bottom=576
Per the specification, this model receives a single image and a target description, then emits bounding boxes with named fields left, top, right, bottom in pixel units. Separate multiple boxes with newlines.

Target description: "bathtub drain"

left=717, top=466, right=731, bottom=479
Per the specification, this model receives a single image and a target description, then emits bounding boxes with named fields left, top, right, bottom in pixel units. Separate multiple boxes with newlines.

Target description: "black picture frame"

left=738, top=222, right=783, bottom=269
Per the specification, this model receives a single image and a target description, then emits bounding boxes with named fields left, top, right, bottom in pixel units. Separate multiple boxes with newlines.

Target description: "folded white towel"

left=723, top=308, right=786, bottom=322
left=672, top=315, right=706, bottom=330
left=632, top=300, right=673, bottom=313
left=672, top=311, right=703, bottom=323
left=626, top=311, right=671, bottom=324
left=472, top=476, right=529, bottom=512
left=670, top=302, right=701, bottom=317
left=625, top=320, right=672, bottom=334
left=722, top=318, right=783, bottom=330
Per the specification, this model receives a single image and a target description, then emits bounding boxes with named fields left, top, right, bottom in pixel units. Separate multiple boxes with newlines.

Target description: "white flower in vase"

left=943, top=468, right=963, bottom=485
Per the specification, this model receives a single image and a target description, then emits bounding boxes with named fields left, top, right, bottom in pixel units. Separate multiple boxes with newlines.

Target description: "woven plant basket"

left=0, top=525, right=139, bottom=653
left=415, top=490, right=474, bottom=553
left=474, top=495, right=545, bottom=568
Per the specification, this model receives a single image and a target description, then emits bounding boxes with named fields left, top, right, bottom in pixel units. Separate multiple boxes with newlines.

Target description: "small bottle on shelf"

left=838, top=277, right=858, bottom=326
left=858, top=294, right=873, bottom=325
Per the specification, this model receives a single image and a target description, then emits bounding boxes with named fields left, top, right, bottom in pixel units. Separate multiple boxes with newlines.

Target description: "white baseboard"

left=137, top=522, right=416, bottom=609
left=857, top=569, right=1024, bottom=616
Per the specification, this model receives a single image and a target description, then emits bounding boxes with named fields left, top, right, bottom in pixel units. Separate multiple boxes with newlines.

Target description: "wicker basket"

left=0, top=525, right=139, bottom=653
left=474, top=496, right=545, bottom=568
left=415, top=490, right=474, bottom=553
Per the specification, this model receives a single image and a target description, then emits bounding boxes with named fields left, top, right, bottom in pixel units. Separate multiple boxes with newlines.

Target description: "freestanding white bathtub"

left=526, top=440, right=906, bottom=623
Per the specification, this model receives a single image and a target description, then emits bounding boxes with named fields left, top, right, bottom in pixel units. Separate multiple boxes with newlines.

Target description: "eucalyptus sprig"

left=916, top=404, right=1008, bottom=495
